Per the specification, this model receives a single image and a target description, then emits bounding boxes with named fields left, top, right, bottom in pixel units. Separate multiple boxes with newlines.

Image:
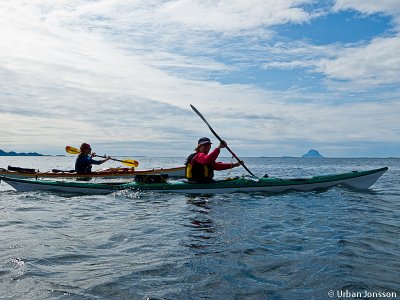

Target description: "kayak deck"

left=0, top=166, right=185, bottom=179
left=0, top=167, right=388, bottom=195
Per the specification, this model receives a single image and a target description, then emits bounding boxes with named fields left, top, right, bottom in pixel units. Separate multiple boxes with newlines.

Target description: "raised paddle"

left=190, top=104, right=256, bottom=177
left=65, top=146, right=139, bottom=168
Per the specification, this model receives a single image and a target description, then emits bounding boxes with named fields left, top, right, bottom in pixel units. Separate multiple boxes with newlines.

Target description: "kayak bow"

left=0, top=167, right=388, bottom=195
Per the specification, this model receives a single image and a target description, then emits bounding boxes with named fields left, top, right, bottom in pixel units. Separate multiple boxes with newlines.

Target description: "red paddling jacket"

left=185, top=148, right=234, bottom=183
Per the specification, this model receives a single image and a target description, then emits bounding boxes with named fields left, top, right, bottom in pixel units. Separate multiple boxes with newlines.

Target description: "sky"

left=0, top=0, right=399, bottom=158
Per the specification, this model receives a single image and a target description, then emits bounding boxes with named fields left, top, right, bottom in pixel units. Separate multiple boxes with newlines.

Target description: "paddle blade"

left=65, top=146, right=80, bottom=155
left=121, top=159, right=139, bottom=168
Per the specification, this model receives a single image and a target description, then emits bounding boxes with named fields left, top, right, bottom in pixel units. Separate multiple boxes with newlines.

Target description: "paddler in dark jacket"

left=185, top=137, right=243, bottom=183
left=75, top=143, right=111, bottom=174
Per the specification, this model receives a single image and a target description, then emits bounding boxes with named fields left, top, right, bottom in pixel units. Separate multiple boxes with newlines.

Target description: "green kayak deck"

left=0, top=167, right=388, bottom=195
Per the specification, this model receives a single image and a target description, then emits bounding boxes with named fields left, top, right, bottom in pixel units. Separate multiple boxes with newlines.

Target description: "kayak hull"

left=1, top=179, right=115, bottom=194
left=0, top=166, right=185, bottom=179
left=0, top=167, right=388, bottom=195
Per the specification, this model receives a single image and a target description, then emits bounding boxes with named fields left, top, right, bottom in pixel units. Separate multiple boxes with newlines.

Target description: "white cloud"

left=157, top=0, right=313, bottom=32
left=315, top=36, right=400, bottom=88
left=260, top=2, right=400, bottom=90
left=0, top=1, right=399, bottom=157
left=334, top=0, right=400, bottom=15
left=262, top=36, right=400, bottom=90
left=334, top=0, right=400, bottom=29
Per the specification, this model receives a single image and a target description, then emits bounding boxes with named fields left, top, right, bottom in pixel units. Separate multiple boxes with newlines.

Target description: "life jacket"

left=185, top=153, right=214, bottom=182
left=75, top=155, right=92, bottom=174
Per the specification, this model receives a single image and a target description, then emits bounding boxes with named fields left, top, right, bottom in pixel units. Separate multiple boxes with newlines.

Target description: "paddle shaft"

left=190, top=105, right=255, bottom=177
left=94, top=154, right=126, bottom=164
left=93, top=154, right=138, bottom=167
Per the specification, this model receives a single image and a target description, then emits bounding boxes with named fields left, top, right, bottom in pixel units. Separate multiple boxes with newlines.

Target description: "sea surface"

left=0, top=157, right=399, bottom=300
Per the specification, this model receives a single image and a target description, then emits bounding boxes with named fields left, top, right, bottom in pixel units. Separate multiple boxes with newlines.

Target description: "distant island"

left=302, top=149, right=324, bottom=158
left=0, top=149, right=43, bottom=156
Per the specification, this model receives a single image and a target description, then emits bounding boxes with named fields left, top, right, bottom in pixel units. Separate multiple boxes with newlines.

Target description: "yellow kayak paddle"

left=65, top=146, right=139, bottom=168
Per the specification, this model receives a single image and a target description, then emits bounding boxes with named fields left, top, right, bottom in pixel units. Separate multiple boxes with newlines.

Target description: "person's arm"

left=214, top=161, right=243, bottom=170
left=89, top=152, right=111, bottom=165
left=99, top=157, right=111, bottom=164
left=195, top=148, right=220, bottom=165
left=88, top=157, right=111, bottom=165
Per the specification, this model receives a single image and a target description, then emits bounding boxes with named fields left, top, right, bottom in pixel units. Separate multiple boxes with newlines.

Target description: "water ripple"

left=0, top=157, right=399, bottom=299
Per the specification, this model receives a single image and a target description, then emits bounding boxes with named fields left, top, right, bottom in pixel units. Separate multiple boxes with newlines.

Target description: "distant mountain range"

left=0, top=149, right=43, bottom=156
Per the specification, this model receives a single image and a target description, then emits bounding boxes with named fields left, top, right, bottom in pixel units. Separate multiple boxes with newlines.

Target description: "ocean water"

left=0, top=157, right=399, bottom=300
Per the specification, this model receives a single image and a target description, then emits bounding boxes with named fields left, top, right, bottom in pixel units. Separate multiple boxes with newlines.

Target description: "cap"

left=80, top=143, right=91, bottom=151
left=198, top=137, right=212, bottom=145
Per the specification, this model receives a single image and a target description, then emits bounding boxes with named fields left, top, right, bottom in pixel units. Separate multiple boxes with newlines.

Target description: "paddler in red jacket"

left=185, top=137, right=243, bottom=183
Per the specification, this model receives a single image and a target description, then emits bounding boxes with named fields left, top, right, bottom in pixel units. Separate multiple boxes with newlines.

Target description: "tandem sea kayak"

left=0, top=167, right=388, bottom=195
left=0, top=166, right=185, bottom=179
